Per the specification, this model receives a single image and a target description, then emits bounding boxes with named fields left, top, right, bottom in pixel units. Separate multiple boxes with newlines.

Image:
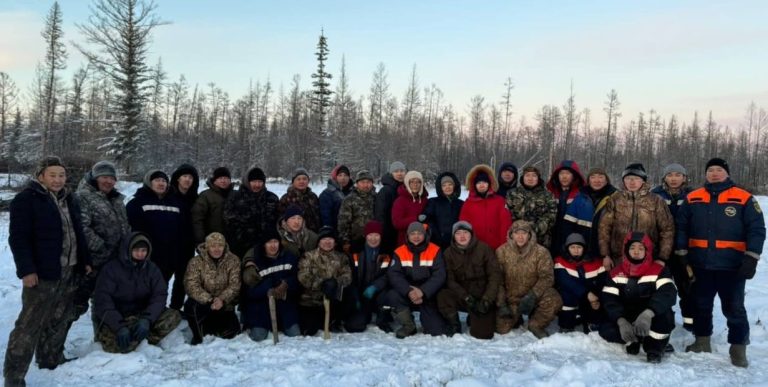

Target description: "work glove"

left=362, top=285, right=378, bottom=300
left=617, top=317, right=637, bottom=343
left=738, top=255, right=758, bottom=280
left=117, top=327, right=132, bottom=352
left=132, top=318, right=151, bottom=342
left=517, top=292, right=537, bottom=316
left=242, top=265, right=262, bottom=287
left=321, top=278, right=339, bottom=299
left=632, top=309, right=655, bottom=337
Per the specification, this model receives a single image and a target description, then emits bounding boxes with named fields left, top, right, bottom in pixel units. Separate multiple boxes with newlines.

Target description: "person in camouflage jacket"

left=278, top=168, right=321, bottom=232
left=183, top=232, right=241, bottom=344
left=506, top=166, right=557, bottom=249
left=297, top=227, right=353, bottom=335
left=337, top=170, right=377, bottom=253
left=223, top=167, right=279, bottom=258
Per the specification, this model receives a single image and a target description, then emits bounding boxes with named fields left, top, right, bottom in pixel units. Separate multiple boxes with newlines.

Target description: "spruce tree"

left=311, top=29, right=333, bottom=169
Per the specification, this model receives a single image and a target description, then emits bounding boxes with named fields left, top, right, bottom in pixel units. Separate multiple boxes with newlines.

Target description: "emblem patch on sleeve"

left=724, top=206, right=737, bottom=217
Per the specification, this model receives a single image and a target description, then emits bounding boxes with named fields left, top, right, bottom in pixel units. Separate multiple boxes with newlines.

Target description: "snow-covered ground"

left=1, top=182, right=768, bottom=386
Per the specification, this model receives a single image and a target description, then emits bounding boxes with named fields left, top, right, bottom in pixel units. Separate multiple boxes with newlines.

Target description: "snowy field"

left=1, top=181, right=768, bottom=386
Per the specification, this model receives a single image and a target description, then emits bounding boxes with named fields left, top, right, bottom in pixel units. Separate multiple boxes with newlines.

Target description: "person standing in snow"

left=391, top=170, right=429, bottom=247
left=4, top=157, right=93, bottom=386
left=169, top=163, right=200, bottom=310
left=374, top=161, right=407, bottom=253
left=459, top=164, right=512, bottom=250
left=337, top=170, right=377, bottom=254
left=546, top=159, right=586, bottom=257
left=223, top=167, right=279, bottom=259
left=192, top=167, right=234, bottom=245
left=506, top=166, right=557, bottom=249
left=422, top=171, right=464, bottom=248
left=496, top=161, right=518, bottom=199
left=563, top=167, right=618, bottom=257
left=278, top=168, right=321, bottom=232
left=676, top=158, right=766, bottom=367
left=320, top=164, right=354, bottom=231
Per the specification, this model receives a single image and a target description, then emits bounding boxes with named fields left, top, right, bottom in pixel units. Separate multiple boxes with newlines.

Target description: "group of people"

left=3, top=155, right=765, bottom=386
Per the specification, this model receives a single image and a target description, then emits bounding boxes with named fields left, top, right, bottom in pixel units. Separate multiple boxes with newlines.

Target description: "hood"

left=120, top=232, right=153, bottom=266
left=498, top=162, right=519, bottom=189
left=196, top=240, right=231, bottom=261
left=396, top=182, right=428, bottom=202
left=171, top=163, right=200, bottom=196
left=616, top=231, right=655, bottom=277
left=465, top=164, right=499, bottom=195
left=380, top=173, right=400, bottom=188
left=435, top=171, right=461, bottom=200
left=546, top=160, right=585, bottom=196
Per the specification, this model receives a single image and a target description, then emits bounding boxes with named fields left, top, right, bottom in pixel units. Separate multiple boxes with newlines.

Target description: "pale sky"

left=1, top=0, right=766, bottom=129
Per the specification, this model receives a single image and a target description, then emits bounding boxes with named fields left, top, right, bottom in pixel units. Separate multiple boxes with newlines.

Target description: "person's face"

left=38, top=166, right=66, bottom=193
left=558, top=170, right=573, bottom=188
left=623, top=176, right=644, bottom=192
left=366, top=232, right=382, bottom=248
left=285, top=215, right=304, bottom=232
left=588, top=174, right=607, bottom=190
left=150, top=178, right=168, bottom=195
left=513, top=229, right=530, bottom=247
left=131, top=247, right=148, bottom=261
left=705, top=166, right=728, bottom=184
left=568, top=244, right=584, bottom=258
left=357, top=179, right=373, bottom=193
left=454, top=229, right=472, bottom=247
left=318, top=237, right=335, bottom=252
left=441, top=181, right=455, bottom=196
left=96, top=175, right=116, bottom=194
left=664, top=172, right=685, bottom=189
left=249, top=179, right=265, bottom=192
left=523, top=172, right=538, bottom=188
left=213, top=176, right=231, bottom=189
left=265, top=239, right=280, bottom=257
left=628, top=242, right=646, bottom=260
left=408, top=178, right=422, bottom=194
left=475, top=181, right=489, bottom=194
left=336, top=172, right=350, bottom=187
left=293, top=175, right=309, bottom=190
left=500, top=170, right=515, bottom=184
left=208, top=243, right=225, bottom=259
left=177, top=174, right=194, bottom=192
left=408, top=230, right=425, bottom=245
left=392, top=169, right=406, bottom=182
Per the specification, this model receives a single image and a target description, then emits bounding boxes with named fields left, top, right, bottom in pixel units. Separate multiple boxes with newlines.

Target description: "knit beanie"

left=474, top=171, right=490, bottom=184
left=282, top=205, right=304, bottom=221
left=356, top=170, right=374, bottom=183
left=452, top=220, right=473, bottom=235
left=36, top=156, right=65, bottom=177
left=364, top=220, right=383, bottom=236
left=247, top=167, right=267, bottom=182
left=565, top=233, right=587, bottom=248
left=336, top=165, right=351, bottom=177
left=407, top=221, right=426, bottom=236
left=389, top=161, right=406, bottom=174
left=212, top=167, right=231, bottom=180
left=662, top=163, right=687, bottom=177
left=440, top=175, right=454, bottom=186
left=292, top=168, right=310, bottom=182
left=318, top=226, right=337, bottom=241
left=91, top=161, right=117, bottom=179
left=144, top=169, right=169, bottom=187
left=705, top=158, right=729, bottom=174
left=622, top=163, right=647, bottom=181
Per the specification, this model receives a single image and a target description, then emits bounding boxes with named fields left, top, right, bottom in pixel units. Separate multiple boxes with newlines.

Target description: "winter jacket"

left=298, top=248, right=352, bottom=306
left=279, top=226, right=319, bottom=259
left=675, top=178, right=766, bottom=271
left=223, top=170, right=279, bottom=257
left=184, top=242, right=241, bottom=310
left=77, top=176, right=130, bottom=269
left=374, top=173, right=403, bottom=252
left=278, top=186, right=321, bottom=232
left=651, top=184, right=693, bottom=219
left=546, top=160, right=586, bottom=255
left=496, top=162, right=519, bottom=199
left=243, top=247, right=300, bottom=301
left=566, top=183, right=619, bottom=256
left=506, top=176, right=557, bottom=248
left=443, top=235, right=501, bottom=303
left=9, top=180, right=91, bottom=280
left=126, top=185, right=186, bottom=275
left=337, top=186, right=377, bottom=246
left=554, top=253, right=607, bottom=306
left=496, top=221, right=555, bottom=305
left=598, top=182, right=674, bottom=262
left=602, top=233, right=677, bottom=322
left=170, top=164, right=200, bottom=259
left=388, top=240, right=446, bottom=300
left=459, top=164, right=512, bottom=250
left=93, top=233, right=167, bottom=332
left=319, top=166, right=354, bottom=230
left=349, top=247, right=391, bottom=293
left=192, top=180, right=234, bottom=244
left=391, top=184, right=429, bottom=246
left=423, top=172, right=464, bottom=248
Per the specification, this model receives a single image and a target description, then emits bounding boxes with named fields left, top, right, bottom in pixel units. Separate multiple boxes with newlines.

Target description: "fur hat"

left=91, top=160, right=117, bottom=179
left=36, top=156, right=65, bottom=177
left=622, top=163, right=647, bottom=181
left=705, top=158, right=729, bottom=174
left=404, top=170, right=423, bottom=185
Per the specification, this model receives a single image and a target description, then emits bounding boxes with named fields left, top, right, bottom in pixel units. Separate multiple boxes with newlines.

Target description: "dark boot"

left=394, top=310, right=417, bottom=339
left=626, top=342, right=641, bottom=355
left=647, top=352, right=662, bottom=364
left=445, top=315, right=461, bottom=337
left=685, top=336, right=711, bottom=353
left=528, top=325, right=549, bottom=339
left=376, top=310, right=393, bottom=333
left=730, top=344, right=748, bottom=368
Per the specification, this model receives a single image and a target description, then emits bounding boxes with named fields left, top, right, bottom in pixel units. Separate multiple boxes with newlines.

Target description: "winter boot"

left=445, top=315, right=461, bottom=337
left=729, top=344, right=748, bottom=368
left=528, top=325, right=549, bottom=339
left=394, top=310, right=417, bottom=339
left=626, top=342, right=641, bottom=355
left=647, top=352, right=662, bottom=364
left=685, top=336, right=711, bottom=353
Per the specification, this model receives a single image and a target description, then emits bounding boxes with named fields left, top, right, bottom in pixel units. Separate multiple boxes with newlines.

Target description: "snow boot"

left=626, top=342, right=641, bottom=355
left=647, top=352, right=662, bottom=364
left=394, top=310, right=417, bottom=339
left=729, top=344, right=748, bottom=368
left=528, top=325, right=549, bottom=339
left=445, top=315, right=461, bottom=337
left=685, top=336, right=711, bottom=353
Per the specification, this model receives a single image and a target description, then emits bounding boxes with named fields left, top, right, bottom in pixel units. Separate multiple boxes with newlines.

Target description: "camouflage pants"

left=496, top=287, right=563, bottom=334
left=3, top=266, right=79, bottom=382
left=95, top=309, right=182, bottom=353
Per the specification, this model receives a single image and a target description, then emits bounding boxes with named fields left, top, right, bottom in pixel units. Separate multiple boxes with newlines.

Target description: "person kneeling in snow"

left=93, top=232, right=182, bottom=353
left=297, top=226, right=353, bottom=335
left=554, top=233, right=607, bottom=333
left=599, top=232, right=677, bottom=363
left=386, top=221, right=447, bottom=338
left=241, top=228, right=301, bottom=341
left=184, top=232, right=242, bottom=345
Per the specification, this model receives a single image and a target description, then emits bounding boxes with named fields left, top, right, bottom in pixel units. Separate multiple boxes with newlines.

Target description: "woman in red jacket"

left=391, top=170, right=429, bottom=247
left=460, top=164, right=513, bottom=250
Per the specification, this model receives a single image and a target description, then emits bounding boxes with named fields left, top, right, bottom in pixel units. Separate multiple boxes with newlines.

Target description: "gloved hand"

left=464, top=295, right=479, bottom=313
left=632, top=309, right=655, bottom=337
left=362, top=285, right=378, bottom=300
left=132, top=318, right=151, bottom=342
left=738, top=255, right=758, bottom=280
left=475, top=299, right=491, bottom=315
left=242, top=264, right=262, bottom=287
left=617, top=317, right=636, bottom=343
left=117, top=326, right=132, bottom=351
left=497, top=302, right=513, bottom=317
left=272, top=280, right=288, bottom=300
left=517, top=292, right=537, bottom=316
left=321, top=278, right=339, bottom=299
